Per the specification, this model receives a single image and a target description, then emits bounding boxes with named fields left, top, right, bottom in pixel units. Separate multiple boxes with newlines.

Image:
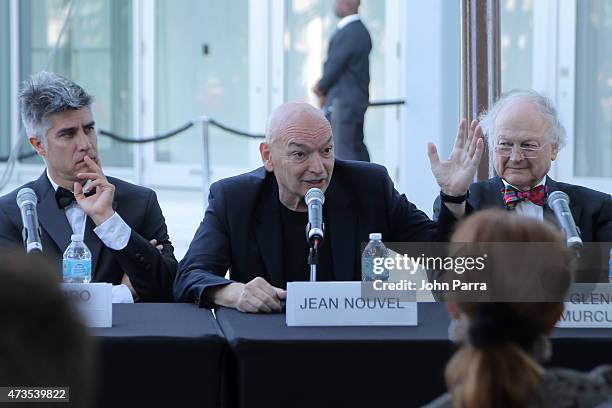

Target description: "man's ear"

left=29, top=136, right=46, bottom=157
left=259, top=142, right=274, bottom=172
left=550, top=143, right=559, bottom=161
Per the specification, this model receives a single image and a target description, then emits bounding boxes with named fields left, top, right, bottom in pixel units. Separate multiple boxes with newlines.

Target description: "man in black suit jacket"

left=434, top=90, right=611, bottom=280
left=313, top=0, right=371, bottom=161
left=465, top=90, right=612, bottom=241
left=174, top=102, right=485, bottom=312
left=0, top=72, right=177, bottom=301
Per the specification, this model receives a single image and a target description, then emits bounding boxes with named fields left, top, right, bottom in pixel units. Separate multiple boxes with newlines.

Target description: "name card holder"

left=556, top=283, right=612, bottom=329
left=61, top=283, right=113, bottom=328
left=286, top=281, right=417, bottom=326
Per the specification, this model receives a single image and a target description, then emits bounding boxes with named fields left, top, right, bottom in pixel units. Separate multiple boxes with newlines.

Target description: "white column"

left=400, top=0, right=460, bottom=218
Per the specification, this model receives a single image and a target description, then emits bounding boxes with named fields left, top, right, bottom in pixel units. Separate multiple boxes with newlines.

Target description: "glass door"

left=18, top=0, right=134, bottom=171
left=556, top=0, right=612, bottom=193
left=143, top=0, right=260, bottom=188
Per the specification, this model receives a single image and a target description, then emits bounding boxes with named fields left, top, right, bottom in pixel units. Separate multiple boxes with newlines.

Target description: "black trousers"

left=326, top=106, right=370, bottom=162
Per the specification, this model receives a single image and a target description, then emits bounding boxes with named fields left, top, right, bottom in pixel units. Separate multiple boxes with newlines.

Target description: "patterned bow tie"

left=502, top=185, right=548, bottom=209
left=55, top=186, right=95, bottom=210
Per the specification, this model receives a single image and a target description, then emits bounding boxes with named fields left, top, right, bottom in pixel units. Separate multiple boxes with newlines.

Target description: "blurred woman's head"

left=445, top=209, right=571, bottom=408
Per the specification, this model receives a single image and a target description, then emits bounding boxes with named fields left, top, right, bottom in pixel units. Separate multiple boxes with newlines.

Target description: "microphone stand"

left=308, top=238, right=320, bottom=282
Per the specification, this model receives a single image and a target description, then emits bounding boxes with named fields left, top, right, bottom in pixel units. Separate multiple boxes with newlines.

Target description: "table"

left=216, top=303, right=455, bottom=408
left=216, top=302, right=612, bottom=408
left=93, top=303, right=227, bottom=408
left=88, top=303, right=612, bottom=408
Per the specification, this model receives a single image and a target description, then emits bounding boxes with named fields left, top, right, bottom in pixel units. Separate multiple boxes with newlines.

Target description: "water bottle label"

left=63, top=259, right=92, bottom=283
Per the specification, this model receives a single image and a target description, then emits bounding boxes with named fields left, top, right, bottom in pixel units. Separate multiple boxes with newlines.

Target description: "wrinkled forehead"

left=269, top=104, right=331, bottom=146
left=278, top=122, right=332, bottom=147
left=493, top=102, right=550, bottom=142
left=48, top=107, right=93, bottom=129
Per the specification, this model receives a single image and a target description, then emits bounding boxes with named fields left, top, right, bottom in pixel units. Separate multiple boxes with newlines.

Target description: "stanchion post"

left=201, top=118, right=211, bottom=214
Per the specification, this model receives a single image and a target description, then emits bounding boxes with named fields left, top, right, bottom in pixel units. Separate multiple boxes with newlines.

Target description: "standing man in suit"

left=467, top=89, right=612, bottom=242
left=0, top=71, right=177, bottom=301
left=174, top=102, right=484, bottom=312
left=313, top=0, right=372, bottom=162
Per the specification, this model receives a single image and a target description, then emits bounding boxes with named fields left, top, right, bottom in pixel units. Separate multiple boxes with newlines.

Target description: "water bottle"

left=63, top=234, right=92, bottom=283
left=361, top=233, right=390, bottom=281
left=608, top=248, right=612, bottom=284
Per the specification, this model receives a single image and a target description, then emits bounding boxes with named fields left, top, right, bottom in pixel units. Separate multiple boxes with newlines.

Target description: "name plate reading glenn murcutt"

left=286, top=281, right=417, bottom=326
left=556, top=284, right=612, bottom=329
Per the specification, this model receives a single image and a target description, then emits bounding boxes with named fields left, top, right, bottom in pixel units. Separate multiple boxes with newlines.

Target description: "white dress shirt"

left=502, top=176, right=547, bottom=222
left=47, top=170, right=134, bottom=303
left=337, top=13, right=360, bottom=30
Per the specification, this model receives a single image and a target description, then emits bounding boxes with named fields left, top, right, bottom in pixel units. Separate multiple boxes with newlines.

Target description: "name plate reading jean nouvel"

left=556, top=283, right=612, bottom=329
left=286, top=281, right=417, bottom=326
left=61, top=283, right=113, bottom=328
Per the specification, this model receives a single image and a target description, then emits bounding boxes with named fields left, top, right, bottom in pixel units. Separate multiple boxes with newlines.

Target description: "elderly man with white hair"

left=465, top=89, right=612, bottom=242
left=175, top=101, right=484, bottom=313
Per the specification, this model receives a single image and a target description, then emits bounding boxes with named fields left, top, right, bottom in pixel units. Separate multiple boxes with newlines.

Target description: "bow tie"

left=502, top=185, right=548, bottom=209
left=55, top=186, right=95, bottom=210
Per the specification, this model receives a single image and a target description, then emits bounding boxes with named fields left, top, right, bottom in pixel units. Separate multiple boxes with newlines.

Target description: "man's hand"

left=208, top=277, right=287, bottom=313
left=74, top=155, right=116, bottom=225
left=311, top=83, right=326, bottom=108
left=149, top=238, right=163, bottom=253
left=427, top=119, right=484, bottom=196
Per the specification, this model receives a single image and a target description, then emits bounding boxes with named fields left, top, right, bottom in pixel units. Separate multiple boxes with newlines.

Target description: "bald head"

left=265, top=102, right=331, bottom=145
left=335, top=0, right=360, bottom=18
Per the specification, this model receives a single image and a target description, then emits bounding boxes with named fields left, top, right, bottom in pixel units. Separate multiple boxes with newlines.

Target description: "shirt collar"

left=337, top=13, right=360, bottom=30
left=46, top=168, right=61, bottom=192
left=502, top=175, right=547, bottom=191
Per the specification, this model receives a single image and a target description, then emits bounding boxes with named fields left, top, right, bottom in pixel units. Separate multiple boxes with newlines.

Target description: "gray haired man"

left=466, top=89, right=612, bottom=243
left=0, top=71, right=177, bottom=301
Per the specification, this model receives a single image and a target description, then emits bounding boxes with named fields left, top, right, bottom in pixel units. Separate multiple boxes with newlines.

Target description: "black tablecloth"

left=92, top=303, right=226, bottom=408
left=216, top=302, right=612, bottom=408
left=216, top=303, right=455, bottom=408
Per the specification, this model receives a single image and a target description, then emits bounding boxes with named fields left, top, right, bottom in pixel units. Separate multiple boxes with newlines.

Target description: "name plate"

left=61, top=283, right=113, bottom=328
left=286, top=281, right=417, bottom=326
left=556, top=283, right=612, bottom=328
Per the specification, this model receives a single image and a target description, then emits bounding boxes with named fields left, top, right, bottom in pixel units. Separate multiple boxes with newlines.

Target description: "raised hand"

left=427, top=119, right=484, bottom=196
left=74, top=155, right=116, bottom=225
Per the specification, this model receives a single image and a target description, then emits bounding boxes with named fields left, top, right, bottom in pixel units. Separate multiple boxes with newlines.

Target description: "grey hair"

left=19, top=71, right=93, bottom=146
left=479, top=89, right=567, bottom=153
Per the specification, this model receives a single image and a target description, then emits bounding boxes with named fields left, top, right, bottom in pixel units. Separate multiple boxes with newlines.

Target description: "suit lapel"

left=325, top=175, right=357, bottom=281
left=484, top=177, right=507, bottom=210
left=254, top=175, right=284, bottom=287
left=34, top=173, right=72, bottom=254
left=545, top=177, right=583, bottom=233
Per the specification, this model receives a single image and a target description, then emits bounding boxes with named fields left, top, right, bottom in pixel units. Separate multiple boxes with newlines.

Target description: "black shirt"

left=279, top=204, right=335, bottom=286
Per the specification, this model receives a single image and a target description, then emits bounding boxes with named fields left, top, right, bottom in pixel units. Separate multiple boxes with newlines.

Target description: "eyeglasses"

left=494, top=142, right=547, bottom=159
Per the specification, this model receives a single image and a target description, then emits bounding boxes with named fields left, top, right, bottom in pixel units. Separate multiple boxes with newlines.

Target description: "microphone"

left=547, top=190, right=582, bottom=250
left=305, top=188, right=325, bottom=246
left=16, top=188, right=43, bottom=253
